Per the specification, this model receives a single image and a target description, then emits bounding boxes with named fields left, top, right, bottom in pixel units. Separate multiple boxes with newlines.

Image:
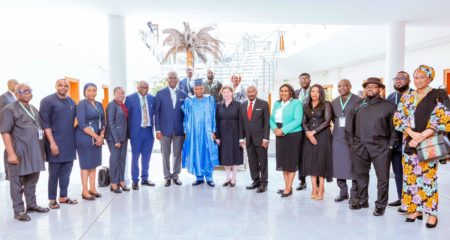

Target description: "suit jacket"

left=240, top=98, right=270, bottom=146
left=345, top=96, right=398, bottom=157
left=387, top=88, right=413, bottom=151
left=124, top=92, right=155, bottom=140
left=106, top=101, right=128, bottom=144
left=178, top=78, right=193, bottom=96
left=0, top=91, right=15, bottom=111
left=269, top=99, right=303, bottom=134
left=154, top=87, right=187, bottom=136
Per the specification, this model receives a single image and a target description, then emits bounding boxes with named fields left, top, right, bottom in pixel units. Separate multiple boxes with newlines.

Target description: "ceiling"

left=1, top=0, right=450, bottom=26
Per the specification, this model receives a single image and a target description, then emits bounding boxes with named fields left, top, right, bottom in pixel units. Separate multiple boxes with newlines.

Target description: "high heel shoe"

left=223, top=181, right=231, bottom=187
left=89, top=191, right=102, bottom=198
left=110, top=187, right=122, bottom=193
left=230, top=182, right=236, bottom=188
left=281, top=191, right=292, bottom=198
left=120, top=185, right=130, bottom=192
left=426, top=218, right=438, bottom=228
left=405, top=213, right=423, bottom=222
left=315, top=194, right=324, bottom=200
left=81, top=194, right=95, bottom=201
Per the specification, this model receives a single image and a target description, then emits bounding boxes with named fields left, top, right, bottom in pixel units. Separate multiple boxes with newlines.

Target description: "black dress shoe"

left=89, top=191, right=102, bottom=198
left=388, top=200, right=401, bottom=207
left=164, top=179, right=171, bottom=187
left=14, top=212, right=31, bottom=221
left=192, top=180, right=205, bottom=186
left=334, top=195, right=349, bottom=202
left=173, top=179, right=182, bottom=185
left=281, top=191, right=292, bottom=198
left=256, top=186, right=267, bottom=193
left=132, top=182, right=139, bottom=190
left=120, top=185, right=130, bottom=192
left=229, top=182, right=236, bottom=188
left=206, top=181, right=215, bottom=187
left=142, top=180, right=156, bottom=187
left=245, top=182, right=260, bottom=190
left=426, top=218, right=438, bottom=228
left=373, top=207, right=385, bottom=216
left=26, top=206, right=50, bottom=213
left=110, top=187, right=122, bottom=193
left=349, top=202, right=369, bottom=210
left=296, top=182, right=307, bottom=191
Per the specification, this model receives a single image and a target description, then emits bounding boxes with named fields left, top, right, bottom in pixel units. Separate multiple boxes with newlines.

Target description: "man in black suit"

left=240, top=85, right=270, bottom=193
left=345, top=77, right=397, bottom=217
left=0, top=79, right=18, bottom=180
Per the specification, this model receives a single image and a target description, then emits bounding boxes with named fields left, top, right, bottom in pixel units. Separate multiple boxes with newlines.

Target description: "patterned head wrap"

left=83, top=83, right=97, bottom=97
left=414, top=64, right=435, bottom=81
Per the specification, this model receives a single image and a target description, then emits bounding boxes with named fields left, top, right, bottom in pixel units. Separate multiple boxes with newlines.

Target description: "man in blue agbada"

left=182, top=78, right=219, bottom=187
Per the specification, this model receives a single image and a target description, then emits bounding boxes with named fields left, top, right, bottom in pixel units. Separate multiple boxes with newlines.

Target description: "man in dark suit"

left=155, top=71, right=187, bottom=187
left=0, top=79, right=18, bottom=180
left=294, top=73, right=311, bottom=191
left=125, top=80, right=156, bottom=190
left=386, top=71, right=412, bottom=213
left=240, top=85, right=270, bottom=193
left=346, top=77, right=397, bottom=217
left=178, top=67, right=194, bottom=97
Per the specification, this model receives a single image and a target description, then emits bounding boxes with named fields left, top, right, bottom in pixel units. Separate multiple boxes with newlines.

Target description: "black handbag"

left=98, top=166, right=110, bottom=187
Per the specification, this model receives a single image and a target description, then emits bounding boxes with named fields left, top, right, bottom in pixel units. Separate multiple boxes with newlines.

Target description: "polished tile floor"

left=0, top=144, right=449, bottom=240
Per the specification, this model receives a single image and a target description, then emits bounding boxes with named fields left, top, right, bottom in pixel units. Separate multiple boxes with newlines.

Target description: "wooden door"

left=445, top=69, right=450, bottom=95
left=102, top=85, right=109, bottom=111
left=65, top=77, right=80, bottom=103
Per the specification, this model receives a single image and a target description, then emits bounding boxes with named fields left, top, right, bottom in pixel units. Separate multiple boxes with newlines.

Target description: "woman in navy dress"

left=76, top=83, right=106, bottom=200
left=215, top=86, right=243, bottom=187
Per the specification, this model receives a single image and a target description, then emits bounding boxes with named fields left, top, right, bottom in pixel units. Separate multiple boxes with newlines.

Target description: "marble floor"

left=0, top=143, right=449, bottom=240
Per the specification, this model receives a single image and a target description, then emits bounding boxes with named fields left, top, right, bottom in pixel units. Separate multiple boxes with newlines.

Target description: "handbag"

left=98, top=166, right=110, bottom=187
left=417, top=133, right=450, bottom=162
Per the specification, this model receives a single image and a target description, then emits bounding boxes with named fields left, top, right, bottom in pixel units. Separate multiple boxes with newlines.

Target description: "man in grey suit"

left=155, top=71, right=187, bottom=187
left=0, top=79, right=18, bottom=180
left=240, top=85, right=270, bottom=193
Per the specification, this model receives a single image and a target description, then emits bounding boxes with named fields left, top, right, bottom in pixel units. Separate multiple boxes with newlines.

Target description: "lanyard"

left=90, top=101, right=102, bottom=126
left=339, top=94, right=352, bottom=112
left=19, top=102, right=40, bottom=128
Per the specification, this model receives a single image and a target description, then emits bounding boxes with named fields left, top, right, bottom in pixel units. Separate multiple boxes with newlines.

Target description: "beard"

left=366, top=91, right=379, bottom=99
left=394, top=84, right=409, bottom=92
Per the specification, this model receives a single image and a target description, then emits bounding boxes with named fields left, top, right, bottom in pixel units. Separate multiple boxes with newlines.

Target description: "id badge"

left=38, top=129, right=44, bottom=140
left=98, top=121, right=101, bottom=130
left=339, top=117, right=346, bottom=128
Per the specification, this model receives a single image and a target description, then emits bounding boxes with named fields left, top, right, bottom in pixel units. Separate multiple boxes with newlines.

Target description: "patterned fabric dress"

left=393, top=93, right=450, bottom=216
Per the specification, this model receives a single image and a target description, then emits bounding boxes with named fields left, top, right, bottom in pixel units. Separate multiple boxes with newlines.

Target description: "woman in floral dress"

left=393, top=64, right=450, bottom=228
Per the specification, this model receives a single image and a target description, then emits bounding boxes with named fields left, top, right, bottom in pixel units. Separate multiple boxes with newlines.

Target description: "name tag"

left=339, top=117, right=346, bottom=128
left=38, top=129, right=44, bottom=140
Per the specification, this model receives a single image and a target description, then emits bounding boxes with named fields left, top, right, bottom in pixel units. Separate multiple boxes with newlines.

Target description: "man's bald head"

left=338, top=79, right=352, bottom=96
left=15, top=83, right=33, bottom=103
left=246, top=85, right=258, bottom=101
left=55, top=79, right=70, bottom=97
left=7, top=79, right=18, bottom=92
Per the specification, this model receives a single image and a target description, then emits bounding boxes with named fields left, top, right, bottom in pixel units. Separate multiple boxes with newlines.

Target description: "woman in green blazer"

left=270, top=84, right=303, bottom=197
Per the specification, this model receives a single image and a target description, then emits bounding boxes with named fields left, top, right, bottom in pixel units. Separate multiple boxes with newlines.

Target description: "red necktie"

left=247, top=101, right=253, bottom=121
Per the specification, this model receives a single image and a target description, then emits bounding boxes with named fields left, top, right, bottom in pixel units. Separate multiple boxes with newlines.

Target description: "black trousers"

left=48, top=161, right=74, bottom=200
left=391, top=150, right=403, bottom=200
left=337, top=179, right=358, bottom=204
left=351, top=148, right=391, bottom=209
left=246, top=138, right=268, bottom=187
left=10, top=172, right=40, bottom=214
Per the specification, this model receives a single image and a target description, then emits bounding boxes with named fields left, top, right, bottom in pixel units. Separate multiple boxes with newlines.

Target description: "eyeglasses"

left=393, top=77, right=408, bottom=81
left=17, top=89, right=32, bottom=95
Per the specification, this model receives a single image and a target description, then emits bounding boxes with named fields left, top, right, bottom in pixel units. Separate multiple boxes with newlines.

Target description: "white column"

left=108, top=15, right=131, bottom=183
left=108, top=15, right=127, bottom=93
left=385, top=22, right=405, bottom=96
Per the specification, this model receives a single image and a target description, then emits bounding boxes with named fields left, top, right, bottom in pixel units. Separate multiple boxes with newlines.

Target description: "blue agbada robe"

left=181, top=96, right=219, bottom=178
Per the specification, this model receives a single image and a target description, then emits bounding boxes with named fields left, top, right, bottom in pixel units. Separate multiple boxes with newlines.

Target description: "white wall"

left=0, top=11, right=110, bottom=176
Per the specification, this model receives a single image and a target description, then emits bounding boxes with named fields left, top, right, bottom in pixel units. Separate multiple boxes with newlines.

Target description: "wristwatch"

left=388, top=146, right=394, bottom=150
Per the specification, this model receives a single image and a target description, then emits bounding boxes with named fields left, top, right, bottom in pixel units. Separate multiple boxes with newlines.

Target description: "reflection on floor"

left=0, top=147, right=449, bottom=240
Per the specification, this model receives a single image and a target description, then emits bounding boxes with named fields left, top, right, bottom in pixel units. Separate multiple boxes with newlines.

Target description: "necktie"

left=142, top=96, right=149, bottom=126
left=247, top=101, right=253, bottom=121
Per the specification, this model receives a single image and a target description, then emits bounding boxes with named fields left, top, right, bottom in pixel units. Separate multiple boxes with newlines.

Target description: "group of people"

left=0, top=65, right=448, bottom=229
